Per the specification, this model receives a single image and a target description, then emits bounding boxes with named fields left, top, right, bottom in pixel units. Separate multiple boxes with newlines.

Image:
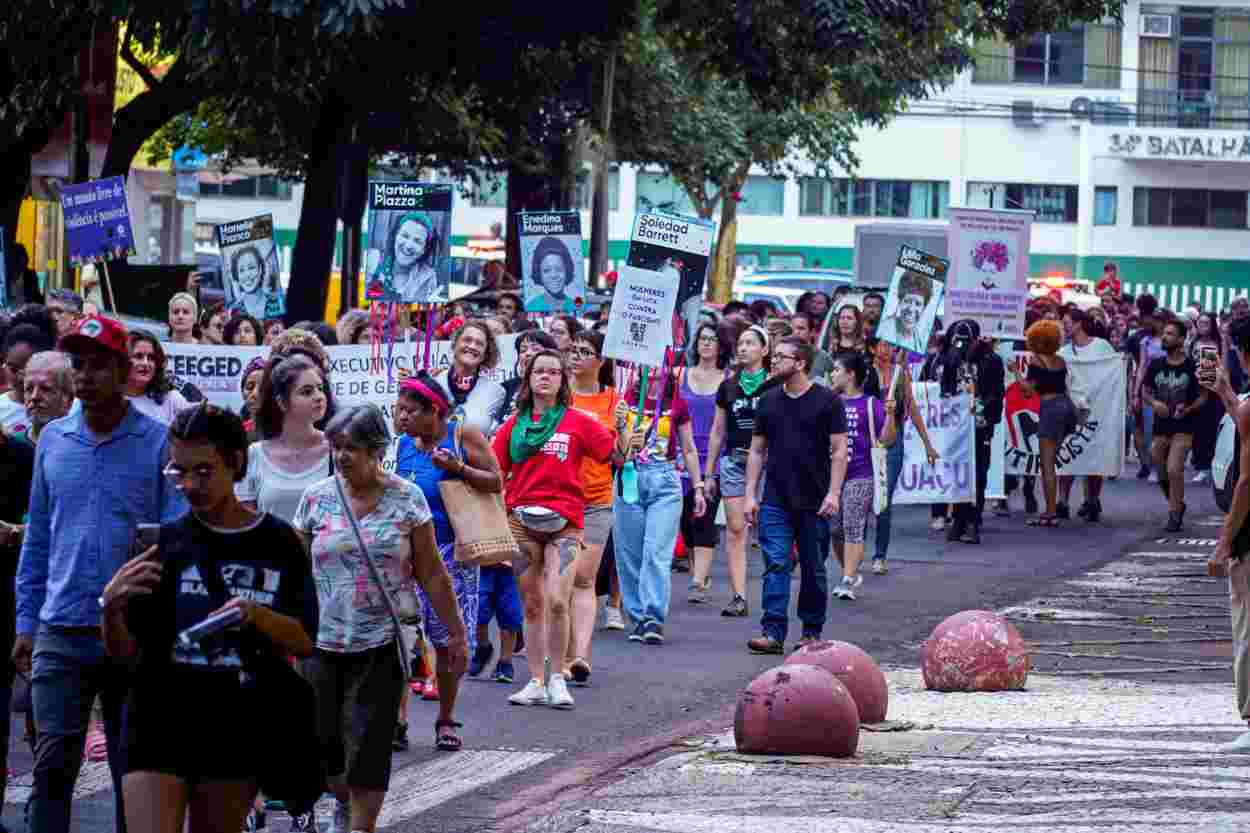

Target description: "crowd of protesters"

left=2, top=251, right=1248, bottom=833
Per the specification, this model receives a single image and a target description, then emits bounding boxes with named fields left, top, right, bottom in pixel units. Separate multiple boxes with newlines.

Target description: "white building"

left=191, top=1, right=1250, bottom=311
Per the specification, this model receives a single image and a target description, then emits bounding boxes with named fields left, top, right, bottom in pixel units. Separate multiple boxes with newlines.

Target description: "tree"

left=616, top=0, right=1125, bottom=301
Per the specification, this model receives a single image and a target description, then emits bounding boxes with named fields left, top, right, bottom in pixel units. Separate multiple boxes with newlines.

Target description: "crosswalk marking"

left=377, top=749, right=555, bottom=827
left=5, top=760, right=112, bottom=805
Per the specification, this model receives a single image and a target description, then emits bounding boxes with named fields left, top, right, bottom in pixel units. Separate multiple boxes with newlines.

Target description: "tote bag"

left=867, top=394, right=890, bottom=516
left=440, top=424, right=519, bottom=566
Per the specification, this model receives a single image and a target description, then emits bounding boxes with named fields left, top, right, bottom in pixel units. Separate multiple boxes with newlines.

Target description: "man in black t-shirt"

left=743, top=336, right=848, bottom=654
left=1142, top=318, right=1207, bottom=531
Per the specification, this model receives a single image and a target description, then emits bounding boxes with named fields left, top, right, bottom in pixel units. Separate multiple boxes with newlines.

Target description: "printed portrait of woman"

left=227, top=242, right=285, bottom=320
left=525, top=235, right=578, bottom=312
left=877, top=270, right=936, bottom=355
left=367, top=210, right=445, bottom=303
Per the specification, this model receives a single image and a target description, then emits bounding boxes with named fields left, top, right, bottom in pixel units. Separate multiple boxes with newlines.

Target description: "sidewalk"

left=529, top=667, right=1250, bottom=833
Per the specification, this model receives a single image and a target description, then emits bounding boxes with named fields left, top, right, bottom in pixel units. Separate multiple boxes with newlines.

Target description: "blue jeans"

left=614, top=462, right=683, bottom=627
left=873, top=443, right=905, bottom=561
left=30, top=627, right=129, bottom=833
left=758, top=503, right=830, bottom=643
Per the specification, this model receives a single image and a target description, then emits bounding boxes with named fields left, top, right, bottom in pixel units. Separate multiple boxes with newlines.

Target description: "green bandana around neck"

left=510, top=403, right=567, bottom=464
left=738, top=367, right=767, bottom=396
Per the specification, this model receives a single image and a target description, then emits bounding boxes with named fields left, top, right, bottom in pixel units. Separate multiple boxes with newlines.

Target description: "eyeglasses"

left=697, top=335, right=719, bottom=344
left=774, top=352, right=799, bottom=363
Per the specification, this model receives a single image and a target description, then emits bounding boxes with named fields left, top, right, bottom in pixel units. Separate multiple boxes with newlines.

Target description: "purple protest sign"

left=61, top=176, right=137, bottom=267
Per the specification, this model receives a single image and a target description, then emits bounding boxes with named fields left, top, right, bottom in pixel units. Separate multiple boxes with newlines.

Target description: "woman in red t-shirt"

left=492, top=349, right=616, bottom=710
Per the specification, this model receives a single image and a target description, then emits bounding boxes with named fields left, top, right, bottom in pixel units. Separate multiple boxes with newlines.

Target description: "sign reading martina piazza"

left=1104, top=128, right=1250, bottom=162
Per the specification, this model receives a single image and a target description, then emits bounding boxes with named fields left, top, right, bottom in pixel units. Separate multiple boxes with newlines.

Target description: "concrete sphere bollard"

left=921, top=610, right=1030, bottom=692
left=734, top=664, right=860, bottom=757
left=785, top=640, right=888, bottom=724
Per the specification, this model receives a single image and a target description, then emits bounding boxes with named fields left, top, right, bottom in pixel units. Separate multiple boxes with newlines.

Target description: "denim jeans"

left=29, top=627, right=129, bottom=833
left=872, top=442, right=905, bottom=561
left=614, top=462, right=683, bottom=627
left=758, top=503, right=830, bottom=643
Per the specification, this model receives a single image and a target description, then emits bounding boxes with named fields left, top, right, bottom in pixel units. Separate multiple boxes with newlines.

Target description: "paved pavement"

left=12, top=463, right=1243, bottom=833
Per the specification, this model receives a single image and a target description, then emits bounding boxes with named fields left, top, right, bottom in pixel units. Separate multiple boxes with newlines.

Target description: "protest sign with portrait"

left=519, top=212, right=584, bottom=314
left=625, top=211, right=714, bottom=351
left=947, top=207, right=1033, bottom=339
left=877, top=246, right=948, bottom=356
left=364, top=181, right=453, bottom=304
left=216, top=214, right=285, bottom=320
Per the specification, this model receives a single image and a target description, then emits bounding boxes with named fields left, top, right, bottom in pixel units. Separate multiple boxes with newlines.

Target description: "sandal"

left=1026, top=514, right=1060, bottom=528
left=569, top=657, right=591, bottom=686
left=435, top=720, right=463, bottom=752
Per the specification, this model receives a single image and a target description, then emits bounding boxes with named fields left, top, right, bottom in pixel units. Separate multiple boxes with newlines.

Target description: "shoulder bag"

left=439, top=423, right=519, bottom=566
left=191, top=535, right=325, bottom=816
left=867, top=393, right=890, bottom=516
left=332, top=475, right=417, bottom=679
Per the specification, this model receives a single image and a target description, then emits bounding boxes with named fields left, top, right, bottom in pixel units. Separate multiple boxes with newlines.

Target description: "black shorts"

left=123, top=673, right=260, bottom=783
left=301, top=643, right=404, bottom=792
left=681, top=487, right=720, bottom=550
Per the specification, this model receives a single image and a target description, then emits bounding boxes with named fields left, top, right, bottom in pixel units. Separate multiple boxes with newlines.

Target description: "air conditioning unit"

left=1012, top=100, right=1044, bottom=127
left=1141, top=13, right=1173, bottom=38
left=1069, top=96, right=1092, bottom=128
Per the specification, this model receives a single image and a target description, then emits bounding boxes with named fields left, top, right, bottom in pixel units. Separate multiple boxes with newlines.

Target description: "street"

left=13, top=468, right=1239, bottom=833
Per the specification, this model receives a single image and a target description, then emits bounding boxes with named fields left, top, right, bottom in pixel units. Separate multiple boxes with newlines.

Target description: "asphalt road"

left=13, top=464, right=1225, bottom=833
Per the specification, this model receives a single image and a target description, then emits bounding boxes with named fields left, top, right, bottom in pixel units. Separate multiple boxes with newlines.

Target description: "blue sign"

left=60, top=176, right=137, bottom=267
left=172, top=146, right=208, bottom=171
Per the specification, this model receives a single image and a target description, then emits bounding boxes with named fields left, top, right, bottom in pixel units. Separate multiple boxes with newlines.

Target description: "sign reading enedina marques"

left=1107, top=130, right=1250, bottom=161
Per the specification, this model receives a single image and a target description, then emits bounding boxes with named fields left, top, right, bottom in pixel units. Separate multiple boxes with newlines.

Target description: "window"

left=1094, top=186, right=1117, bottom=225
left=635, top=173, right=709, bottom=215
left=198, top=174, right=294, bottom=200
left=470, top=171, right=507, bottom=208
left=798, top=178, right=948, bottom=219
left=1139, top=9, right=1250, bottom=129
left=967, top=182, right=1078, bottom=223
left=738, top=176, right=785, bottom=216
left=573, top=166, right=620, bottom=212
left=973, top=24, right=1121, bottom=87
left=1133, top=187, right=1250, bottom=228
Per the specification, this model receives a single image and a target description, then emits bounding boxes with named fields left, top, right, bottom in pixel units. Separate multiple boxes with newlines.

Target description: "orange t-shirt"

left=573, top=387, right=619, bottom=507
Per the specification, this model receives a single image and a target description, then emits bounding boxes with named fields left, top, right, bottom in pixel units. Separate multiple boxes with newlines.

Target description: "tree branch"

left=121, top=27, right=161, bottom=91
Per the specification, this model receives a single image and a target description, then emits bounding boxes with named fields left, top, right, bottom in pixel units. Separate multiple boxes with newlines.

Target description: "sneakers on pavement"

left=628, top=621, right=646, bottom=642
left=642, top=620, right=665, bottom=645
left=289, top=811, right=315, bottom=833
left=602, top=605, right=626, bottom=631
left=1218, top=730, right=1250, bottom=753
left=1165, top=511, right=1183, bottom=533
left=547, top=674, right=575, bottom=709
left=493, top=660, right=515, bottom=684
left=721, top=594, right=749, bottom=617
left=832, top=576, right=857, bottom=601
left=1193, top=470, right=1210, bottom=484
left=929, top=518, right=945, bottom=532
left=468, top=643, right=494, bottom=677
left=747, top=635, right=784, bottom=655
left=508, top=678, right=549, bottom=706
left=1137, top=464, right=1151, bottom=480
left=871, top=557, right=888, bottom=575
left=326, top=800, right=350, bottom=833
left=1148, top=471, right=1160, bottom=484
left=245, top=809, right=266, bottom=833
left=794, top=632, right=822, bottom=651
left=688, top=581, right=709, bottom=604
left=392, top=721, right=409, bottom=752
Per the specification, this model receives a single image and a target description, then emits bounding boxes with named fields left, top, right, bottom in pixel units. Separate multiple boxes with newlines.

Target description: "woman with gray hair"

left=336, top=308, right=372, bottom=346
left=293, top=403, right=467, bottom=833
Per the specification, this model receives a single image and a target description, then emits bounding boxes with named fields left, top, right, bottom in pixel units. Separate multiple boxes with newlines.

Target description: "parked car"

left=734, top=268, right=855, bottom=299
left=1028, top=276, right=1099, bottom=311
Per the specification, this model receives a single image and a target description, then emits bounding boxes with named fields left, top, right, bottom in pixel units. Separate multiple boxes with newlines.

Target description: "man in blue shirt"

left=13, top=315, right=186, bottom=833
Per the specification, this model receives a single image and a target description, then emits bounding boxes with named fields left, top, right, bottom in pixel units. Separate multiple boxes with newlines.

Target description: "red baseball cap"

left=59, top=315, right=130, bottom=359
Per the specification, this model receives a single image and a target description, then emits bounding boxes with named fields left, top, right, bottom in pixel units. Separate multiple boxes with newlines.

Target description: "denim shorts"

left=582, top=504, right=614, bottom=548
left=719, top=454, right=748, bottom=498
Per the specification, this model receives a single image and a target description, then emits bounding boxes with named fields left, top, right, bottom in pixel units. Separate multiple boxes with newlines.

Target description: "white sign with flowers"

left=946, top=207, right=1034, bottom=340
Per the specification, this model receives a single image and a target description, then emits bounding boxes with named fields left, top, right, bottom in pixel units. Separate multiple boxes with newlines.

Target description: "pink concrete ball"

left=734, top=664, right=860, bottom=757
left=921, top=609, right=1030, bottom=692
left=785, top=640, right=888, bottom=724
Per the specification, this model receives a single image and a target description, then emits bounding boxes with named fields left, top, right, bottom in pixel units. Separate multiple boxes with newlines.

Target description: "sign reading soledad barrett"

left=624, top=211, right=715, bottom=352
left=946, top=207, right=1033, bottom=340
left=60, top=176, right=137, bottom=266
left=518, top=211, right=584, bottom=314
left=364, top=181, right=453, bottom=304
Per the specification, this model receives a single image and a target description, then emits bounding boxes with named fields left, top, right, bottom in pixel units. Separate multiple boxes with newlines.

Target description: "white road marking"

left=987, top=732, right=1239, bottom=754
left=874, top=762, right=1250, bottom=790
left=376, top=748, right=555, bottom=827
left=973, top=788, right=1244, bottom=805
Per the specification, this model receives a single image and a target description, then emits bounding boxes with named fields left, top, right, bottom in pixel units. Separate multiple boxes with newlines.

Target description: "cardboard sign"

left=877, top=246, right=948, bottom=356
left=216, top=214, right=285, bottom=320
left=603, top=265, right=681, bottom=366
left=364, top=182, right=453, bottom=303
left=519, top=212, right=584, bottom=313
left=947, top=208, right=1033, bottom=339
left=61, top=176, right=137, bottom=266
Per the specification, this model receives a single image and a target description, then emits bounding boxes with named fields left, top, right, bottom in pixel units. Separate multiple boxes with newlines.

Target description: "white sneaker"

left=871, top=558, right=888, bottom=575
left=1218, top=730, right=1250, bottom=753
left=602, top=605, right=626, bottom=631
left=849, top=573, right=864, bottom=589
left=546, top=673, right=575, bottom=709
left=1192, top=471, right=1210, bottom=484
left=929, top=518, right=945, bottom=532
left=326, top=800, right=350, bottom=833
left=508, top=678, right=549, bottom=706
left=832, top=577, right=856, bottom=601
left=1148, top=471, right=1159, bottom=484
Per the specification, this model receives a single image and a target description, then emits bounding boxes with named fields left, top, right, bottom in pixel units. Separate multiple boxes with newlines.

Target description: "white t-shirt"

left=127, top=390, right=191, bottom=425
left=0, top=395, right=30, bottom=439
left=235, top=441, right=333, bottom=525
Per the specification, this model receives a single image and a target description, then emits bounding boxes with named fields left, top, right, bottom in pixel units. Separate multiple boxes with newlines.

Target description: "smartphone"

left=1198, top=345, right=1219, bottom=385
left=133, top=523, right=160, bottom=556
left=177, top=606, right=245, bottom=648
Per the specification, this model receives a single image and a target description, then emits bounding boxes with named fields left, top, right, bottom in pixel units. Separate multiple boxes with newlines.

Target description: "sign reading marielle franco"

left=1105, top=129, right=1250, bottom=162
